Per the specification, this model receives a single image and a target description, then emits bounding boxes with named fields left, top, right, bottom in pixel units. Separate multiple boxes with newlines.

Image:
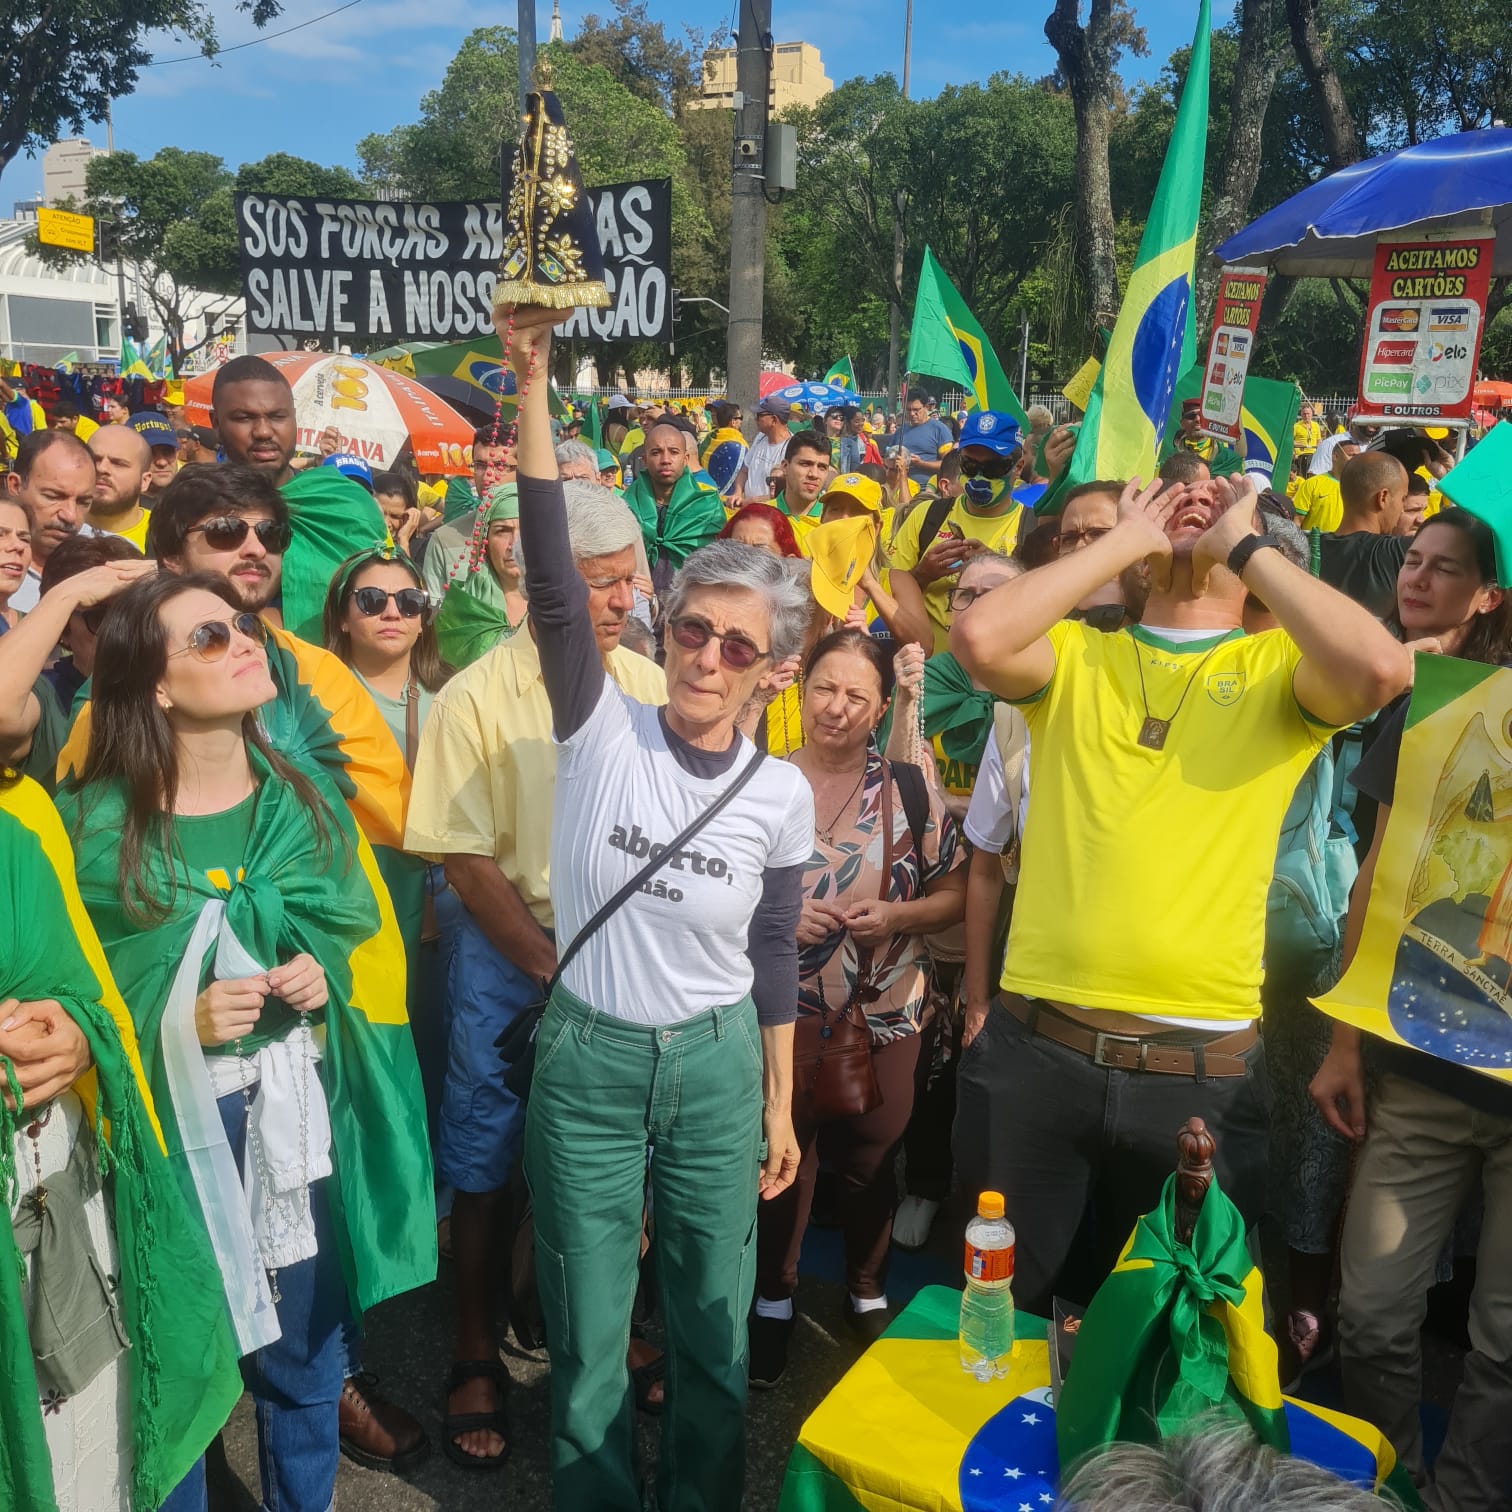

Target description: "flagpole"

left=886, top=0, right=912, bottom=410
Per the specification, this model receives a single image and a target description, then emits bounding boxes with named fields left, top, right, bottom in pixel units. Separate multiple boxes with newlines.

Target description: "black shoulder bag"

left=497, top=748, right=768, bottom=1095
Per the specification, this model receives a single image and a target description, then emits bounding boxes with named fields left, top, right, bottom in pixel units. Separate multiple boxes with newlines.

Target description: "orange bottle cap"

left=978, top=1191, right=1005, bottom=1220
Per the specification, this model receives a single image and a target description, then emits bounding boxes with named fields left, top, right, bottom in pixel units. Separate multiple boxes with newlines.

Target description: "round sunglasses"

left=666, top=614, right=769, bottom=670
left=169, top=611, right=268, bottom=662
left=350, top=586, right=430, bottom=619
left=187, top=516, right=293, bottom=554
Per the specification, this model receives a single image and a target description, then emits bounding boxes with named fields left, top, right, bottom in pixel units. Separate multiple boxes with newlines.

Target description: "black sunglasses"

left=168, top=611, right=268, bottom=662
left=959, top=455, right=1015, bottom=479
left=187, top=516, right=292, bottom=554
left=667, top=615, right=769, bottom=670
left=351, top=586, right=429, bottom=619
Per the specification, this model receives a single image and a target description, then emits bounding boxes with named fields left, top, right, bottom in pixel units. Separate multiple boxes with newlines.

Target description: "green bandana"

left=624, top=469, right=726, bottom=568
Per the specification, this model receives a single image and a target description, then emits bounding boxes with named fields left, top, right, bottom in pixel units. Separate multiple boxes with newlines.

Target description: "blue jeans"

left=438, top=907, right=551, bottom=1193
left=218, top=1089, right=346, bottom=1512
left=156, top=1457, right=208, bottom=1512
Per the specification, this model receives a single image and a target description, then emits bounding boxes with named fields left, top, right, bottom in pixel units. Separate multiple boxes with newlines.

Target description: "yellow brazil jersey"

left=1291, top=473, right=1343, bottom=533
left=1002, top=621, right=1334, bottom=1022
left=887, top=499, right=1025, bottom=654
left=1293, top=419, right=1323, bottom=454
left=93, top=508, right=152, bottom=552
left=931, top=731, right=978, bottom=801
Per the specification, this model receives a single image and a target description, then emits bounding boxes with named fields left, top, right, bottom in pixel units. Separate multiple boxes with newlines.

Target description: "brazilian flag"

left=59, top=750, right=437, bottom=1323
left=1063, top=0, right=1209, bottom=489
left=780, top=1262, right=1415, bottom=1508
left=280, top=468, right=390, bottom=645
left=1, top=776, right=243, bottom=1512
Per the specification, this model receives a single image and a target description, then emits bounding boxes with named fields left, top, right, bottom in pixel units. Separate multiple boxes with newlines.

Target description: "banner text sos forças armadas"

left=1199, top=267, right=1267, bottom=444
left=1357, top=234, right=1493, bottom=423
left=235, top=180, right=673, bottom=345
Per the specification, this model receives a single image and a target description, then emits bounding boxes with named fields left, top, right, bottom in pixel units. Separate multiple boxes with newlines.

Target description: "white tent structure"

left=0, top=218, right=244, bottom=367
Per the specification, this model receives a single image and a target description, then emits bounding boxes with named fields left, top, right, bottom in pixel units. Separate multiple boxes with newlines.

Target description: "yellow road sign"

left=37, top=207, right=96, bottom=253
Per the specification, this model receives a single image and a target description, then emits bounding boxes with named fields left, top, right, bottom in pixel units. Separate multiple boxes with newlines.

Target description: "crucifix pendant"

left=26, top=1186, right=47, bottom=1218
left=1138, top=717, right=1170, bottom=750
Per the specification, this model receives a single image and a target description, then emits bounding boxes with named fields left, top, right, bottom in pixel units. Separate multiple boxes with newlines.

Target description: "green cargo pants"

left=523, top=983, right=765, bottom=1511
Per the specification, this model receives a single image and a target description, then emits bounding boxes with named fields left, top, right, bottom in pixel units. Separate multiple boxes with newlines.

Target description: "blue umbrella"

left=1213, top=126, right=1512, bottom=277
left=775, top=380, right=855, bottom=411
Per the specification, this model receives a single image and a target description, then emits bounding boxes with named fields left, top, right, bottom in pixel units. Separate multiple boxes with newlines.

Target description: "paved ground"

left=212, top=1202, right=1469, bottom=1510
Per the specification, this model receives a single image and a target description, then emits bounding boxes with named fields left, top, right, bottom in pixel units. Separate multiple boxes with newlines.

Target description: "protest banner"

left=1199, top=267, right=1266, bottom=444
left=1316, top=658, right=1512, bottom=1082
left=1356, top=232, right=1493, bottom=424
left=236, top=180, right=672, bottom=345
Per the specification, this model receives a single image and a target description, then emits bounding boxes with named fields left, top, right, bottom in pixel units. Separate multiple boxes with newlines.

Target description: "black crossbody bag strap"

left=544, top=748, right=768, bottom=996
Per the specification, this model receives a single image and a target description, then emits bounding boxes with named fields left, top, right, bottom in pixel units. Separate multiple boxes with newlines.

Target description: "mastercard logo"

left=1378, top=308, right=1420, bottom=333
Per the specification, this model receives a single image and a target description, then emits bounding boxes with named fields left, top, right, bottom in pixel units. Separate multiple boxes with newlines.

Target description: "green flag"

left=906, top=247, right=1028, bottom=424
left=278, top=468, right=390, bottom=643
left=1064, top=0, right=1211, bottom=489
left=1, top=778, right=243, bottom=1512
left=584, top=394, right=604, bottom=451
left=824, top=356, right=857, bottom=391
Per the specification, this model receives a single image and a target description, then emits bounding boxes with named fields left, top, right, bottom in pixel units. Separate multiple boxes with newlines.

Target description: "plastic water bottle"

left=960, top=1190, right=1015, bottom=1380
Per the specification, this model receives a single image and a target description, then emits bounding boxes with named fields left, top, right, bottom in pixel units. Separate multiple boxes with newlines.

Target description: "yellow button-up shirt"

left=404, top=626, right=667, bottom=927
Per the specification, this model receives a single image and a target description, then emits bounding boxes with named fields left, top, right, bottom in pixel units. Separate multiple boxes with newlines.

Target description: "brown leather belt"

left=1001, top=993, right=1256, bottom=1078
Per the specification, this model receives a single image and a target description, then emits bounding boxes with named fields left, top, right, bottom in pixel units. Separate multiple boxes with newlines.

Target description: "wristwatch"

left=1227, top=533, right=1281, bottom=578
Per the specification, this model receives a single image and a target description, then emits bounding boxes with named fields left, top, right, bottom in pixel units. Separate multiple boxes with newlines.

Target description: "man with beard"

left=951, top=474, right=1411, bottom=1315
left=622, top=418, right=723, bottom=591
left=4, top=430, right=93, bottom=611
left=128, top=410, right=181, bottom=500
left=208, top=355, right=389, bottom=640
left=51, top=463, right=429, bottom=1475
left=86, top=423, right=154, bottom=549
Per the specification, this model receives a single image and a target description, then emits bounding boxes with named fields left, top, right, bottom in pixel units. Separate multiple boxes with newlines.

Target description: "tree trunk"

left=1045, top=0, right=1120, bottom=335
left=1284, top=0, right=1362, bottom=169
left=1198, top=0, right=1286, bottom=319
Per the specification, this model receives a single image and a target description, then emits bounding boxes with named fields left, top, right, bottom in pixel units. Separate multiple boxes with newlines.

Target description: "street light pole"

left=726, top=0, right=771, bottom=436
left=885, top=0, right=912, bottom=410
left=518, top=0, right=537, bottom=113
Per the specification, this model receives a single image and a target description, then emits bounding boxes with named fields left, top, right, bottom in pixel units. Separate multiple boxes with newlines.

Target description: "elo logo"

left=1431, top=342, right=1469, bottom=363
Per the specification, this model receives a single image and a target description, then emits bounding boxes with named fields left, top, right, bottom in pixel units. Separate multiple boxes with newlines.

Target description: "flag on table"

left=1315, top=658, right=1512, bottom=1080
left=1062, top=0, right=1210, bottom=489
left=907, top=247, right=1028, bottom=425
left=825, top=357, right=858, bottom=391
left=776, top=1284, right=1414, bottom=1511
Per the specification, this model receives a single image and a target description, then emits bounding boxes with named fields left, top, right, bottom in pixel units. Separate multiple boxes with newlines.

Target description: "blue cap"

left=128, top=411, right=177, bottom=449
left=323, top=452, right=375, bottom=493
left=958, top=411, right=1022, bottom=456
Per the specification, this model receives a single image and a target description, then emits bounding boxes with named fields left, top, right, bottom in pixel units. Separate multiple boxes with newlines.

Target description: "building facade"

left=691, top=42, right=833, bottom=114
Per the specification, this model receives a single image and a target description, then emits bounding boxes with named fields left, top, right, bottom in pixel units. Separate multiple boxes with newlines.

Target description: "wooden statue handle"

left=1174, top=1116, right=1216, bottom=1245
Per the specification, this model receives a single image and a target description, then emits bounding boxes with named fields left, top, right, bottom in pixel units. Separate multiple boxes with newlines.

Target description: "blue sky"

left=8, top=0, right=1207, bottom=205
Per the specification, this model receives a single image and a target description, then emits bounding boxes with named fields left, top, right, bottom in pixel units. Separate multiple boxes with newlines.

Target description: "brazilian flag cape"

left=877, top=652, right=997, bottom=767
left=279, top=469, right=390, bottom=644
left=0, top=776, right=242, bottom=1512
left=624, top=468, right=726, bottom=569
left=58, top=753, right=436, bottom=1320
left=57, top=622, right=425, bottom=988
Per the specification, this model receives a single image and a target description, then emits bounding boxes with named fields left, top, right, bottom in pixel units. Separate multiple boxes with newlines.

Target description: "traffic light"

left=671, top=288, right=682, bottom=324
left=96, top=220, right=119, bottom=262
left=126, top=306, right=149, bottom=343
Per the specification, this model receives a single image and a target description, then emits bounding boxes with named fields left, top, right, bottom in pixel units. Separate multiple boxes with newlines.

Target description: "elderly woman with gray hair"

left=503, top=305, right=816, bottom=1510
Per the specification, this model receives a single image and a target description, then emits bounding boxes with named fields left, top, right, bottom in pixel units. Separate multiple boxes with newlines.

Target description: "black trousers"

left=953, top=996, right=1272, bottom=1316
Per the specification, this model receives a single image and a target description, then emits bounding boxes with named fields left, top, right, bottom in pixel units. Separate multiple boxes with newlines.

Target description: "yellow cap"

left=978, top=1190, right=1005, bottom=1220
left=820, top=472, right=883, bottom=515
left=806, top=514, right=878, bottom=620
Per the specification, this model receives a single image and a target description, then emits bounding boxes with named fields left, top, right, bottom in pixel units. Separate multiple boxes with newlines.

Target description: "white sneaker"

left=892, top=1196, right=940, bottom=1251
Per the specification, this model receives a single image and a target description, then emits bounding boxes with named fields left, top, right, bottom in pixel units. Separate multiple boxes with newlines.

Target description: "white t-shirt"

left=552, top=682, right=814, bottom=1024
left=962, top=733, right=1030, bottom=855
left=742, top=432, right=788, bottom=499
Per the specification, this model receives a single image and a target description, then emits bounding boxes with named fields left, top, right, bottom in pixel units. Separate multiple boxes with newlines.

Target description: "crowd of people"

left=2, top=311, right=1510, bottom=1512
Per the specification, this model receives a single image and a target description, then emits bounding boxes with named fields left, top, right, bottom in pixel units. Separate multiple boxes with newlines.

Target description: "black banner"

left=235, top=179, right=673, bottom=345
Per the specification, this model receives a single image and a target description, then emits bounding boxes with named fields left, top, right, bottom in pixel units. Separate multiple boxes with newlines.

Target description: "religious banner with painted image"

left=1315, top=656, right=1512, bottom=1080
